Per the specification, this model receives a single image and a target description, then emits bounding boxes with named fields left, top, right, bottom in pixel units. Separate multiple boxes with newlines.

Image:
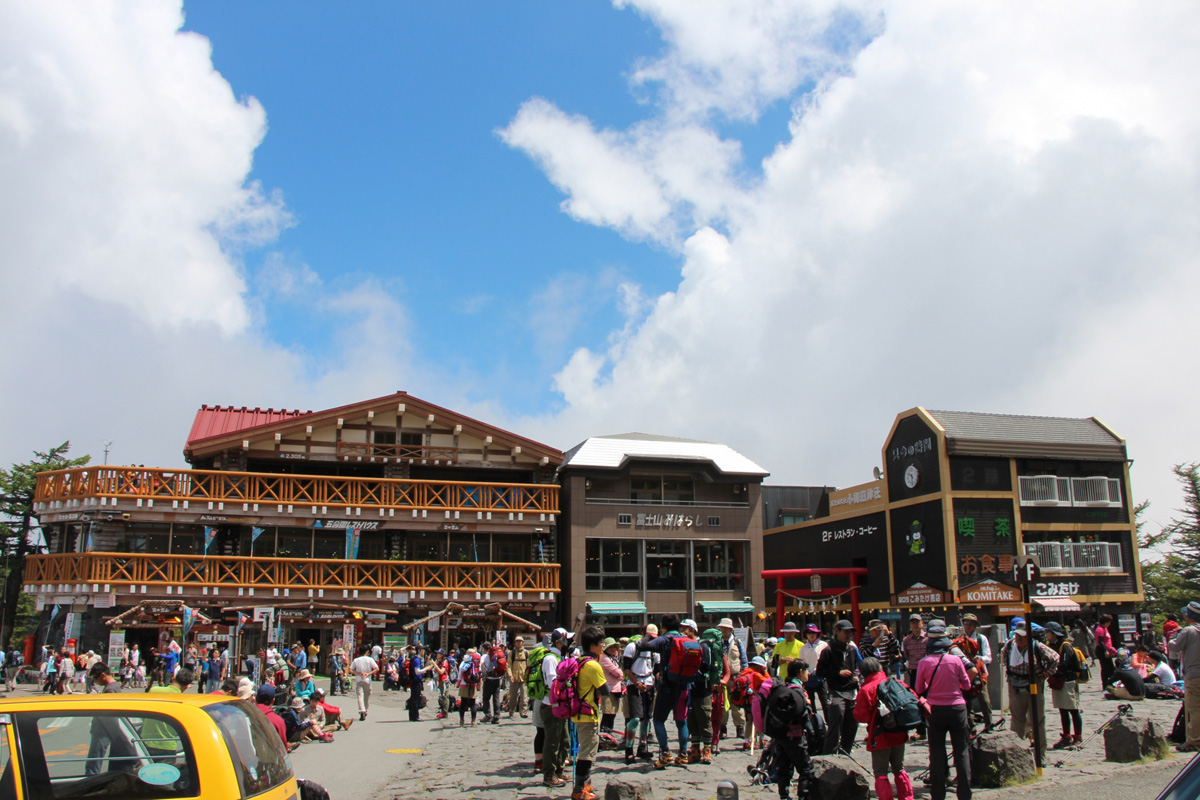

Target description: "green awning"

left=587, top=602, right=647, bottom=616
left=697, top=601, right=756, bottom=614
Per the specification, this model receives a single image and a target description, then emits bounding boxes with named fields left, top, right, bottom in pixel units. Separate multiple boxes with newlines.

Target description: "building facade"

left=764, top=408, right=1144, bottom=631
left=558, top=434, right=769, bottom=637
left=28, top=391, right=562, bottom=655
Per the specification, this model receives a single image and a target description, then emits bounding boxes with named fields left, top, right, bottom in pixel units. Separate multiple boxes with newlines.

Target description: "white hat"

left=680, top=619, right=699, bottom=631
left=717, top=618, right=735, bottom=629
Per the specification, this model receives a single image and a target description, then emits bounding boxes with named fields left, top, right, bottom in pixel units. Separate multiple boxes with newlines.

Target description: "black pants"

left=805, top=682, right=830, bottom=721
left=776, top=735, right=813, bottom=799
left=408, top=685, right=423, bottom=720
left=482, top=679, right=502, bottom=719
left=1099, top=655, right=1115, bottom=687
left=823, top=695, right=858, bottom=755
left=928, top=704, right=971, bottom=800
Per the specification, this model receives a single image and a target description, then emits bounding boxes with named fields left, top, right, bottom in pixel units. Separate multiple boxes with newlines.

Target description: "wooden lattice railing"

left=25, top=552, right=560, bottom=592
left=335, top=441, right=459, bottom=462
left=33, top=466, right=558, bottom=514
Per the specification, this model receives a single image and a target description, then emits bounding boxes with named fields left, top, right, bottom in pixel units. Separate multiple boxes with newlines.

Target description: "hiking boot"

left=543, top=776, right=566, bottom=788
left=687, top=745, right=701, bottom=764
left=625, top=749, right=636, bottom=765
left=636, top=745, right=652, bottom=760
left=672, top=753, right=688, bottom=767
left=735, top=725, right=744, bottom=739
left=654, top=752, right=673, bottom=770
left=701, top=745, right=713, bottom=764
left=1052, top=735, right=1073, bottom=750
left=359, top=712, right=367, bottom=721
left=571, top=784, right=597, bottom=800
left=534, top=758, right=543, bottom=773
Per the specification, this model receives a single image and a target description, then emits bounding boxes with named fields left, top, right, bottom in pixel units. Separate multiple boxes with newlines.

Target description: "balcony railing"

left=1023, top=542, right=1123, bottom=572
left=25, top=552, right=560, bottom=593
left=33, top=466, right=558, bottom=515
left=335, top=441, right=459, bottom=462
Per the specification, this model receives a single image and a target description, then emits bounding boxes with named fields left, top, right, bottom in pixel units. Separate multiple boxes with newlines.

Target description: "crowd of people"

left=5, top=598, right=1198, bottom=799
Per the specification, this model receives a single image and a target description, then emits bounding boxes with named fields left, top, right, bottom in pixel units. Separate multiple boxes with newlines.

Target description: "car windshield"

left=205, top=700, right=293, bottom=797
left=1159, top=754, right=1200, bottom=800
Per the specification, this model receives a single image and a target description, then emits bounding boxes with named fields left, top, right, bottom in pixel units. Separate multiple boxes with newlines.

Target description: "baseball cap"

left=910, top=613, right=923, bottom=621
left=1182, top=601, right=1200, bottom=622
left=1011, top=622, right=1028, bottom=636
left=834, top=619, right=856, bottom=631
left=255, top=684, right=276, bottom=703
left=680, top=619, right=699, bottom=631
left=804, top=623, right=820, bottom=634
left=962, top=613, right=979, bottom=623
left=750, top=656, right=767, bottom=668
left=552, top=627, right=574, bottom=642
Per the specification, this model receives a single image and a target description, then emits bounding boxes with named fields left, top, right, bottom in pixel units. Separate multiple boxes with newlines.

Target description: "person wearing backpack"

left=955, top=614, right=992, bottom=728
left=765, top=660, right=816, bottom=800
left=1001, top=620, right=1059, bottom=765
left=853, top=657, right=914, bottom=800
left=717, top=618, right=747, bottom=741
left=916, top=625, right=973, bottom=800
left=635, top=615, right=702, bottom=769
left=687, top=627, right=724, bottom=764
left=458, top=648, right=482, bottom=726
left=563, top=626, right=608, bottom=800
left=1044, top=622, right=1083, bottom=749
left=480, top=640, right=507, bottom=723
left=621, top=625, right=659, bottom=764
left=816, top=619, right=861, bottom=756
left=539, top=628, right=572, bottom=788
left=1168, top=600, right=1200, bottom=753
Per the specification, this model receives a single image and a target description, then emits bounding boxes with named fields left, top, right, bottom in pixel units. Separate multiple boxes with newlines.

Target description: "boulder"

left=970, top=729, right=1036, bottom=788
left=1104, top=711, right=1169, bottom=763
left=604, top=778, right=655, bottom=800
left=809, top=755, right=871, bottom=800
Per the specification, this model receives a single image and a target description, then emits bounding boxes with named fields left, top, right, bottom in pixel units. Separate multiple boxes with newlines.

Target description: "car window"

left=205, top=700, right=293, bottom=797
left=1158, top=754, right=1200, bottom=800
left=15, top=711, right=199, bottom=799
left=0, top=718, right=17, bottom=798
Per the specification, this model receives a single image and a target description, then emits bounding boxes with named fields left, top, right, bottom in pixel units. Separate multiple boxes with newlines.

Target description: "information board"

left=107, top=630, right=125, bottom=672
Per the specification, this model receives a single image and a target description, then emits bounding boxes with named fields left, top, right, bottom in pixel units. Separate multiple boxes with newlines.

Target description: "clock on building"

left=904, top=464, right=920, bottom=489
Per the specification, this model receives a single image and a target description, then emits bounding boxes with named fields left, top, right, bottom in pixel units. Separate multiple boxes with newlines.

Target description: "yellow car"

left=0, top=693, right=299, bottom=799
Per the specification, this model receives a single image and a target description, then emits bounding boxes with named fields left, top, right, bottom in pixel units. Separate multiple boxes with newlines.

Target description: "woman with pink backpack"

left=458, top=648, right=481, bottom=726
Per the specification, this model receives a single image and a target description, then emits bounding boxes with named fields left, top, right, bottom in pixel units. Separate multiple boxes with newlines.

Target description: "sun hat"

left=602, top=637, right=619, bottom=651
left=680, top=619, right=699, bottom=631
left=718, top=617, right=736, bottom=630
left=961, top=613, right=979, bottom=623
left=236, top=678, right=254, bottom=700
left=925, top=622, right=947, bottom=637
left=291, top=697, right=305, bottom=709
left=781, top=621, right=799, bottom=633
left=295, top=669, right=312, bottom=680
left=750, top=656, right=766, bottom=668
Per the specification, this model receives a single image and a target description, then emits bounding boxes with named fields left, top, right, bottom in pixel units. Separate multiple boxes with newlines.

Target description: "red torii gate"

left=761, top=567, right=869, bottom=635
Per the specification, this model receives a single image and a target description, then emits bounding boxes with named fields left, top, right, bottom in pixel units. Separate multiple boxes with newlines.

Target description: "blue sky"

left=2, top=1, right=1198, bottom=526
left=182, top=3, right=683, bottom=407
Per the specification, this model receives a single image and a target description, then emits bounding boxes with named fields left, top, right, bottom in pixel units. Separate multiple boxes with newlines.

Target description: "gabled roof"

left=923, top=409, right=1126, bottom=461
left=184, top=391, right=563, bottom=462
left=561, top=433, right=769, bottom=477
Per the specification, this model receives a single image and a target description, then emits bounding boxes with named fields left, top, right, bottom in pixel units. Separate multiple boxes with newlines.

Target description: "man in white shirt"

left=350, top=644, right=379, bottom=721
left=370, top=642, right=383, bottom=680
left=799, top=623, right=830, bottom=718
left=622, top=624, right=660, bottom=763
left=717, top=619, right=747, bottom=740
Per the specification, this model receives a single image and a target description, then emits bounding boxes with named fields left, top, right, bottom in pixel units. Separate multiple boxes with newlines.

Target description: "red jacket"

left=853, top=672, right=908, bottom=751
left=256, top=702, right=288, bottom=746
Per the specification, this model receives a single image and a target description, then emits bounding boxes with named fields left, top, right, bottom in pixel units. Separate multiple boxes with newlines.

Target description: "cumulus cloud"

left=510, top=1, right=1200, bottom=520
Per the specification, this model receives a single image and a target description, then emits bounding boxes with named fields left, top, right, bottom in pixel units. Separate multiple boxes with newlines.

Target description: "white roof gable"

left=562, top=433, right=769, bottom=476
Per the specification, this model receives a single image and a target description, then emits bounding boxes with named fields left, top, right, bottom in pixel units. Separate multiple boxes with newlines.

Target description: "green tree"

left=0, top=442, right=90, bottom=649
left=1138, top=463, right=1200, bottom=624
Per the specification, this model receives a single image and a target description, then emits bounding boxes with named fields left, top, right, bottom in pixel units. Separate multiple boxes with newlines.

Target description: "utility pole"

left=103, top=440, right=112, bottom=465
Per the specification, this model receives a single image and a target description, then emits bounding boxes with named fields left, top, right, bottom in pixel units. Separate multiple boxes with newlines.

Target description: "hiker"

left=350, top=644, right=379, bottom=721
left=717, top=618, right=748, bottom=741
left=599, top=637, right=625, bottom=733
left=1044, top=622, right=1083, bottom=748
left=771, top=621, right=803, bottom=679
left=1146, top=649, right=1177, bottom=684
left=1095, top=614, right=1118, bottom=687
left=916, top=624, right=972, bottom=800
left=508, top=637, right=529, bottom=718
left=955, top=614, right=993, bottom=727
left=766, top=660, right=815, bottom=800
left=566, top=626, right=608, bottom=800
left=1105, top=649, right=1146, bottom=701
left=1001, top=620, right=1059, bottom=764
left=800, top=623, right=830, bottom=720
left=686, top=627, right=725, bottom=764
left=540, top=629, right=572, bottom=788
left=406, top=644, right=430, bottom=721
left=1168, top=600, right=1200, bottom=752
left=901, top=614, right=928, bottom=739
left=706, top=628, right=733, bottom=756
left=458, top=647, right=482, bottom=726
left=636, top=615, right=704, bottom=769
left=621, top=624, right=659, bottom=764
left=853, top=657, right=914, bottom=800
left=815, top=619, right=861, bottom=756
left=432, top=650, right=451, bottom=719
left=480, top=640, right=507, bottom=723
left=739, top=655, right=770, bottom=750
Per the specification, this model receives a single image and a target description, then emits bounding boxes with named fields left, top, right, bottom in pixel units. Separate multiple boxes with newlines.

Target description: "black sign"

left=949, top=456, right=1012, bottom=492
left=1017, top=558, right=1041, bottom=585
left=889, top=499, right=948, bottom=594
left=953, top=498, right=1019, bottom=587
left=762, top=511, right=888, bottom=603
left=886, top=415, right=941, bottom=501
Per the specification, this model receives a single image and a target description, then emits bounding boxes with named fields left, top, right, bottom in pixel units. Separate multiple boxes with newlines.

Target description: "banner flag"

left=251, top=526, right=264, bottom=543
left=203, top=526, right=217, bottom=553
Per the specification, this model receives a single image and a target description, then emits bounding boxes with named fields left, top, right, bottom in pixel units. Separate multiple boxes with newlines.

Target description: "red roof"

left=186, top=405, right=312, bottom=448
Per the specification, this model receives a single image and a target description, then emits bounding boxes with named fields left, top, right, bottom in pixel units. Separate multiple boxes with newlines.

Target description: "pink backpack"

left=550, top=657, right=595, bottom=719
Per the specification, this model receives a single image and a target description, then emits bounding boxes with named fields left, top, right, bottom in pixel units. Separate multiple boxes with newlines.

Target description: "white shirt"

left=799, top=639, right=828, bottom=672
left=1153, top=660, right=1176, bottom=684
left=622, top=641, right=658, bottom=688
left=129, top=649, right=140, bottom=667
left=371, top=645, right=383, bottom=660
left=351, top=655, right=378, bottom=683
left=542, top=647, right=561, bottom=693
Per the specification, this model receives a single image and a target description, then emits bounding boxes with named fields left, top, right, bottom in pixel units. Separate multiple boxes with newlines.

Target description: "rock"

left=1104, top=711, right=1170, bottom=763
left=605, top=777, right=655, bottom=800
left=970, top=729, right=1036, bottom=788
left=809, top=755, right=871, bottom=800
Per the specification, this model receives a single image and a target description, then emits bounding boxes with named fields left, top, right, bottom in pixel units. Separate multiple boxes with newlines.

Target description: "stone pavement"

left=377, top=680, right=1190, bottom=800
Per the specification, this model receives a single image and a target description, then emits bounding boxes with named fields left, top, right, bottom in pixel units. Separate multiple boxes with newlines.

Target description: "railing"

left=1024, top=542, right=1123, bottom=572
left=33, top=466, right=558, bottom=514
left=585, top=498, right=749, bottom=508
left=25, top=552, right=560, bottom=593
left=336, top=441, right=459, bottom=462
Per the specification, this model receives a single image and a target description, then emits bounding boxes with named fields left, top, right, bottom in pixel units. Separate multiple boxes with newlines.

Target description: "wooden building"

left=28, top=391, right=562, bottom=655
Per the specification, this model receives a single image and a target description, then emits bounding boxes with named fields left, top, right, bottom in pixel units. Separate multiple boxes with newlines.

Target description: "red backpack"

left=488, top=645, right=508, bottom=678
left=729, top=671, right=755, bottom=706
left=460, top=655, right=481, bottom=686
left=666, top=635, right=705, bottom=684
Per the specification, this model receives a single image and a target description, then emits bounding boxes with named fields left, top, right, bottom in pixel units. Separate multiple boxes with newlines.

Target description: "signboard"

left=196, top=633, right=232, bottom=643
left=997, top=605, right=1026, bottom=616
left=889, top=500, right=948, bottom=599
left=895, top=583, right=950, bottom=606
left=1117, top=614, right=1137, bottom=636
left=877, top=611, right=903, bottom=621
left=342, top=624, right=356, bottom=659
left=810, top=575, right=822, bottom=593
left=827, top=480, right=886, bottom=515
left=93, top=593, right=117, bottom=609
left=1032, top=581, right=1079, bottom=597
left=107, top=630, right=125, bottom=672
left=953, top=498, right=1019, bottom=588
left=495, top=630, right=507, bottom=647
left=252, top=607, right=273, bottom=623
left=960, top=579, right=1023, bottom=605
left=313, top=519, right=383, bottom=531
left=383, top=633, right=406, bottom=652
left=763, top=510, right=890, bottom=603
left=949, top=456, right=1012, bottom=492
left=196, top=514, right=260, bottom=525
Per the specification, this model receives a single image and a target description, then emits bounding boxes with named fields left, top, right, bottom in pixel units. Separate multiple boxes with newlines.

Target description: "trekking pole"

left=1050, top=703, right=1132, bottom=768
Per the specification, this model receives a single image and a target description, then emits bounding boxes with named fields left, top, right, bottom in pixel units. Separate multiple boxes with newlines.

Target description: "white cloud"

left=510, top=1, right=1200, bottom=521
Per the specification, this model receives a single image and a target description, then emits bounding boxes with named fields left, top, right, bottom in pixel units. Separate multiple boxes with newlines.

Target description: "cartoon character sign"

left=907, top=520, right=926, bottom=556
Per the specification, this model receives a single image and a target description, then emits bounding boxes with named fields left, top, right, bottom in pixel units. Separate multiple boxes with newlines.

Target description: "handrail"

left=33, top=466, right=558, bottom=514
left=25, top=552, right=561, bottom=593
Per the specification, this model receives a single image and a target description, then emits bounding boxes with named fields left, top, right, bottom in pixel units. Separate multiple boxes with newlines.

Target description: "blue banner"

left=251, top=526, right=264, bottom=543
left=203, top=526, right=217, bottom=553
left=182, top=606, right=195, bottom=638
left=345, top=527, right=361, bottom=560
left=237, top=613, right=247, bottom=632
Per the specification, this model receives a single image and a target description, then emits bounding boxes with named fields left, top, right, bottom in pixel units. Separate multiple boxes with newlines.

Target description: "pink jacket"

left=601, top=654, right=626, bottom=694
left=1095, top=625, right=1117, bottom=658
